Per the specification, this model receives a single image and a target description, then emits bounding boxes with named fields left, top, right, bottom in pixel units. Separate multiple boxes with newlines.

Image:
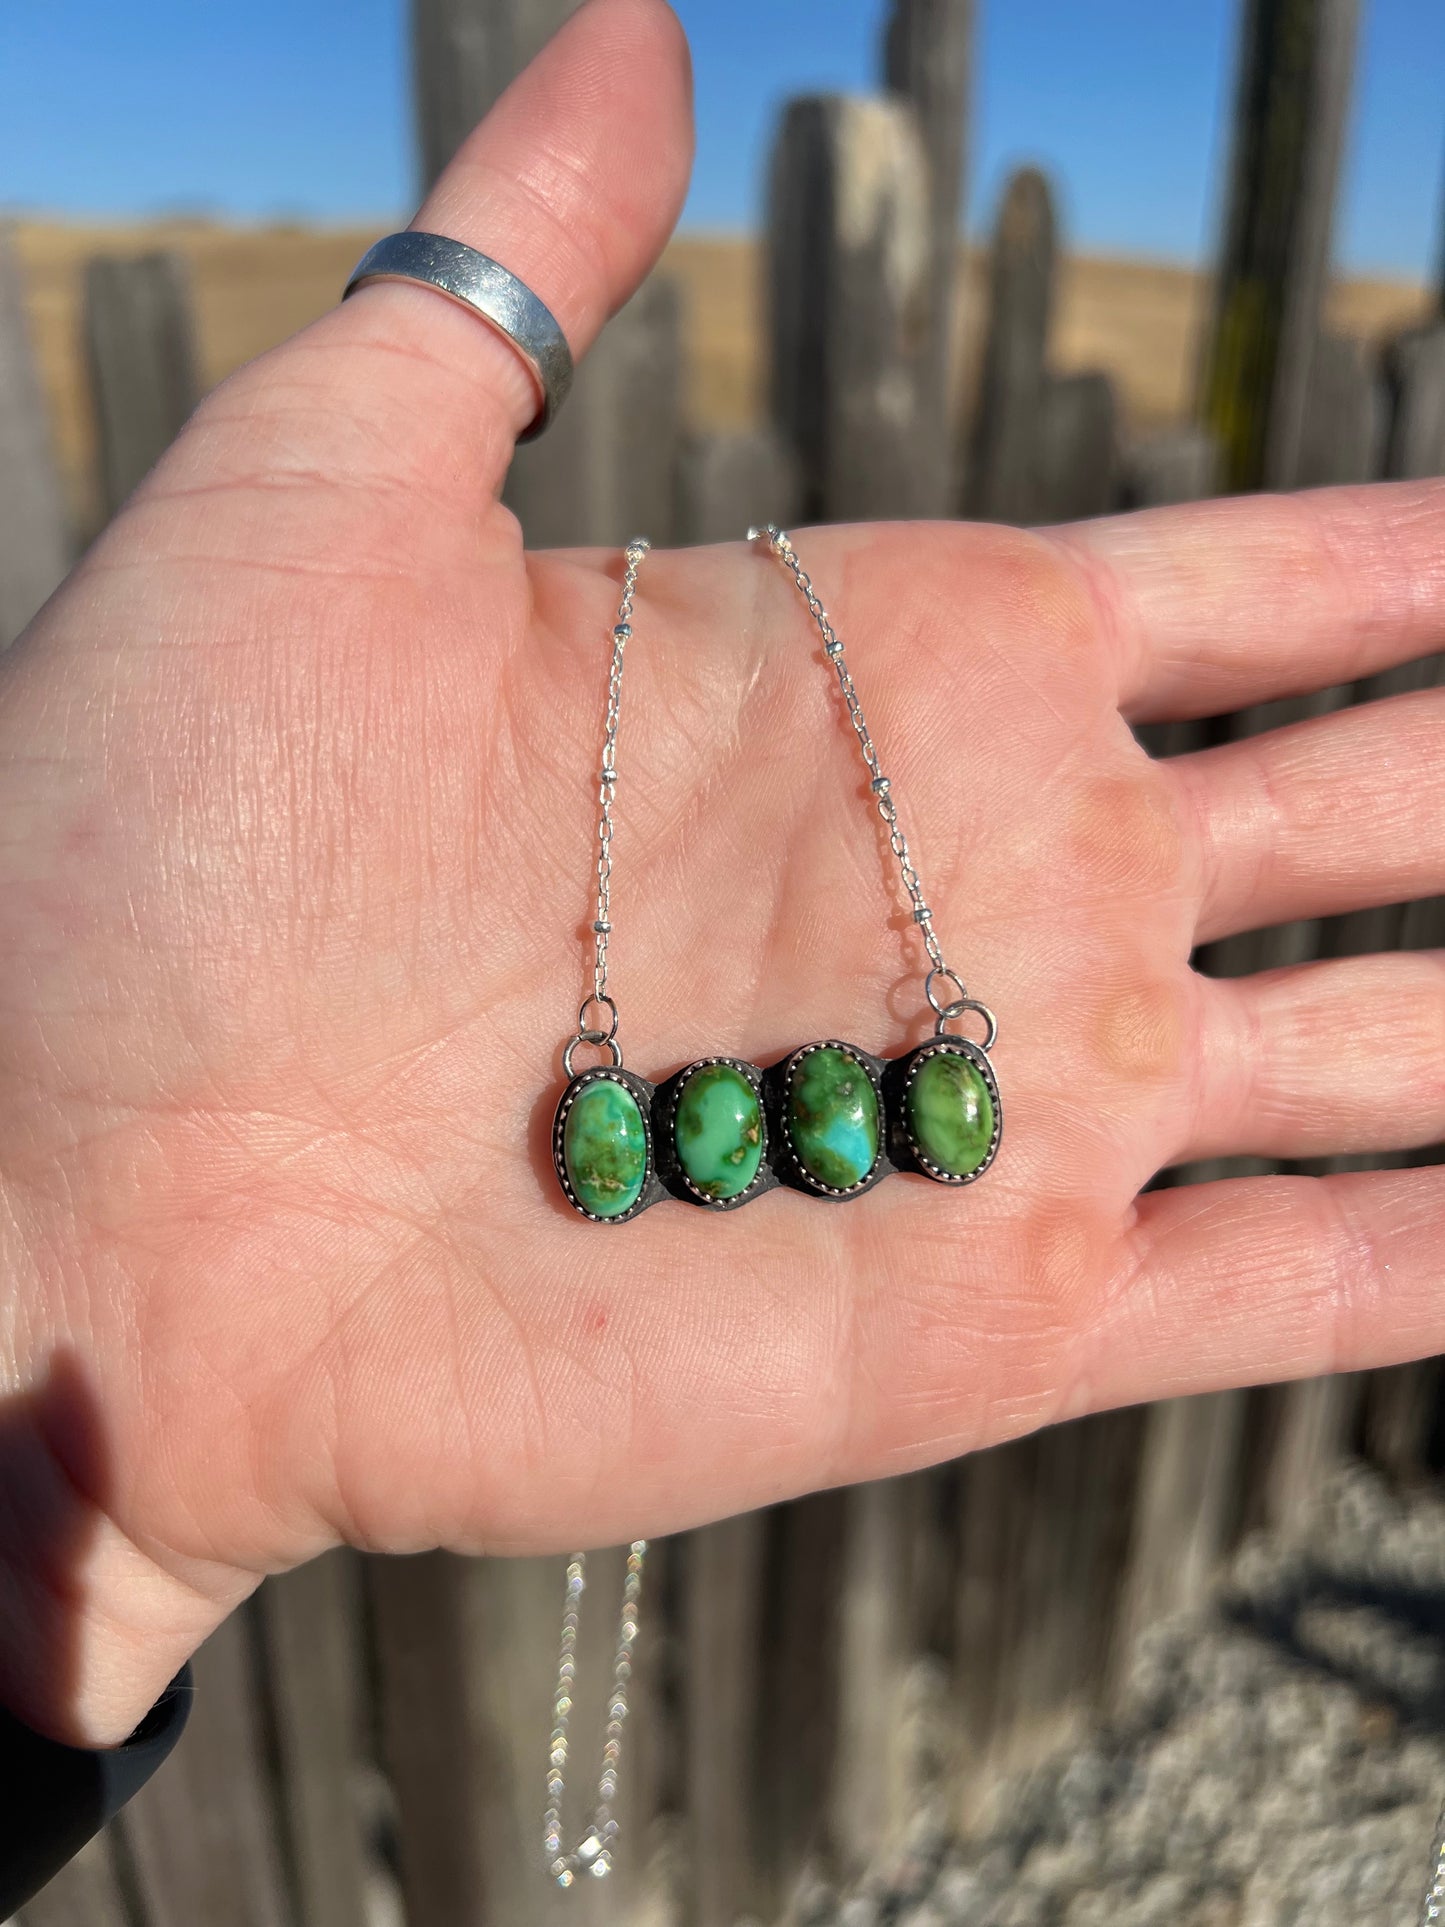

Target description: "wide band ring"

left=342, top=231, right=574, bottom=441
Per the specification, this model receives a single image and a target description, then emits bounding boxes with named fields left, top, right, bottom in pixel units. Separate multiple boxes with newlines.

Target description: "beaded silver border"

left=666, top=1057, right=770, bottom=1207
left=553, top=1067, right=655, bottom=1225
left=780, top=1040, right=886, bottom=1197
left=899, top=1037, right=1002, bottom=1186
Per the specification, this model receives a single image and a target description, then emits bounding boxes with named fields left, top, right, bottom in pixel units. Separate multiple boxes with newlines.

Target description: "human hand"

left=2, top=0, right=1443, bottom=1746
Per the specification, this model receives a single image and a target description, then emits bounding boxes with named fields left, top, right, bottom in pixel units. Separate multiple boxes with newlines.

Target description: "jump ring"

left=925, top=966, right=968, bottom=1016
left=577, top=993, right=620, bottom=1043
left=563, top=1034, right=624, bottom=1080
left=935, top=997, right=998, bottom=1053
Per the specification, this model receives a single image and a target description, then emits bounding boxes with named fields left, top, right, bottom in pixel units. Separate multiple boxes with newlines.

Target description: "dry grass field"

left=11, top=217, right=1434, bottom=526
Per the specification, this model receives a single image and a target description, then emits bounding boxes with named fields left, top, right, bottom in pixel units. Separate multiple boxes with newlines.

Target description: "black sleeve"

left=0, top=1665, right=192, bottom=1916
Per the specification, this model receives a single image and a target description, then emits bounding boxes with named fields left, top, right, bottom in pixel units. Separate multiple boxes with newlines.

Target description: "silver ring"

left=342, top=231, right=573, bottom=441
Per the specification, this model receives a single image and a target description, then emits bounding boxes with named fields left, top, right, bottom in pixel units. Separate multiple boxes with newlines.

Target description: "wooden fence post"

left=83, top=252, right=200, bottom=525
left=882, top=0, right=973, bottom=508
left=1383, top=323, right=1445, bottom=478
left=1109, top=1391, right=1251, bottom=1692
left=120, top=1604, right=290, bottom=1927
left=258, top=1553, right=373, bottom=1927
left=1119, top=425, right=1221, bottom=509
left=1031, top=369, right=1119, bottom=523
left=1199, top=0, right=1361, bottom=490
left=676, top=429, right=800, bottom=547
left=754, top=1493, right=848, bottom=1906
left=0, top=230, right=70, bottom=647
left=505, top=276, right=682, bottom=548
left=413, top=0, right=580, bottom=188
left=1292, top=333, right=1385, bottom=486
left=682, top=1514, right=767, bottom=1927
left=767, top=94, right=938, bottom=522
left=965, top=168, right=1056, bottom=523
left=368, top=1552, right=491, bottom=1927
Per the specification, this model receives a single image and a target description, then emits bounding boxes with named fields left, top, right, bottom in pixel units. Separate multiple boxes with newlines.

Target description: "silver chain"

left=544, top=1541, right=648, bottom=1886
left=550, top=542, right=652, bottom=1886
left=749, top=524, right=991, bottom=1040
left=1420, top=1801, right=1445, bottom=1925
left=563, top=537, right=649, bottom=1079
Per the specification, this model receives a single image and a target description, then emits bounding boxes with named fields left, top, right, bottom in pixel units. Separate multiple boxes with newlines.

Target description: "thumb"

left=267, top=0, right=693, bottom=500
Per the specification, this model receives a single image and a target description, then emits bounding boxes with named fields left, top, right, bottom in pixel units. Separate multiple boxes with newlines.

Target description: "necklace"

left=543, top=524, right=1000, bottom=1883
left=551, top=526, right=1001, bottom=1225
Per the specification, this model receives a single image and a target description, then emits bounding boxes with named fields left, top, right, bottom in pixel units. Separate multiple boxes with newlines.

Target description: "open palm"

left=4, top=0, right=1445, bottom=1746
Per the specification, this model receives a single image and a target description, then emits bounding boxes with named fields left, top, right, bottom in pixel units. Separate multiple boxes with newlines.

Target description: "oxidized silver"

left=896, top=1036, right=1003, bottom=1185
left=778, top=1039, right=889, bottom=1199
left=655, top=1056, right=775, bottom=1210
left=343, top=230, right=573, bottom=439
left=551, top=1064, right=659, bottom=1224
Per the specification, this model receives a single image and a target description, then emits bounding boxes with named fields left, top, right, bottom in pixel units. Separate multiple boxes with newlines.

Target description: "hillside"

left=9, top=218, right=1433, bottom=525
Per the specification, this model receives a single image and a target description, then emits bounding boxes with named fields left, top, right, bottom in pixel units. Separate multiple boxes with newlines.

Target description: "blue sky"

left=2, top=0, right=1442, bottom=275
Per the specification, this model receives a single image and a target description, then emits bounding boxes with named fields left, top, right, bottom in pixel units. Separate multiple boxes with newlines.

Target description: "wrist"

left=0, top=1356, right=236, bottom=1748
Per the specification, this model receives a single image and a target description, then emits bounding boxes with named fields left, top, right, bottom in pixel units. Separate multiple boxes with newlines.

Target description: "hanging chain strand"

left=749, top=524, right=992, bottom=1040
left=1419, top=1801, right=1445, bottom=1926
left=564, top=537, right=649, bottom=1077
left=551, top=542, right=652, bottom=1885
left=544, top=1541, right=648, bottom=1886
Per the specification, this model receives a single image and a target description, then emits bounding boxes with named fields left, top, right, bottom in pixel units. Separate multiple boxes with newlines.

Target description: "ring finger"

left=1172, top=949, right=1445, bottom=1167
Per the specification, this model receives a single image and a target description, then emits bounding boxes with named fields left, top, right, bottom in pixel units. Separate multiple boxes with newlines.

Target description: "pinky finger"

left=1102, top=1167, right=1445, bottom=1403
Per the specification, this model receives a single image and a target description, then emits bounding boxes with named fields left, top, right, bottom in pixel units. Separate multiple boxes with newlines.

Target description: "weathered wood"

left=767, top=94, right=938, bottom=522
left=1246, top=1374, right=1364, bottom=1531
left=120, top=1604, right=289, bottom=1927
left=755, top=1493, right=848, bottom=1902
left=0, top=229, right=70, bottom=647
left=83, top=252, right=200, bottom=524
left=1031, top=369, right=1118, bottom=523
left=966, top=168, right=1057, bottom=524
left=16, top=1834, right=129, bottom=1927
left=368, top=1552, right=490, bottom=1927
left=1362, top=1360, right=1444, bottom=1477
left=505, top=276, right=682, bottom=548
left=829, top=1480, right=914, bottom=1874
left=1383, top=322, right=1445, bottom=479
left=1120, top=425, right=1222, bottom=509
left=258, top=1552, right=370, bottom=1927
left=952, top=1412, right=1145, bottom=1811
left=1110, top=1391, right=1250, bottom=1692
left=1200, top=0, right=1361, bottom=490
left=413, top=0, right=581, bottom=188
left=682, top=1515, right=766, bottom=1927
left=675, top=428, right=800, bottom=547
left=952, top=1437, right=1035, bottom=1812
left=1292, top=332, right=1385, bottom=485
left=882, top=0, right=973, bottom=507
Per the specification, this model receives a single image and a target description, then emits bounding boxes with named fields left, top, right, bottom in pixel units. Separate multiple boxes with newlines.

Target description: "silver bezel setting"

left=899, top=1037, right=1002, bottom=1186
left=666, top=1056, right=770, bottom=1208
left=781, top=1040, right=886, bottom=1197
left=553, top=1067, right=655, bottom=1225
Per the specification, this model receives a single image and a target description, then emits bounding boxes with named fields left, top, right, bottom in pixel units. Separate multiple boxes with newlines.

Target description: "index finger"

left=1052, top=481, right=1445, bottom=723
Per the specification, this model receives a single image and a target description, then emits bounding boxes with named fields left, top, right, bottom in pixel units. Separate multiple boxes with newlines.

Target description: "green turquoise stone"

left=787, top=1046, right=880, bottom=1191
left=675, top=1063, right=764, bottom=1200
left=563, top=1077, right=647, bottom=1218
left=907, top=1049, right=994, bottom=1176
